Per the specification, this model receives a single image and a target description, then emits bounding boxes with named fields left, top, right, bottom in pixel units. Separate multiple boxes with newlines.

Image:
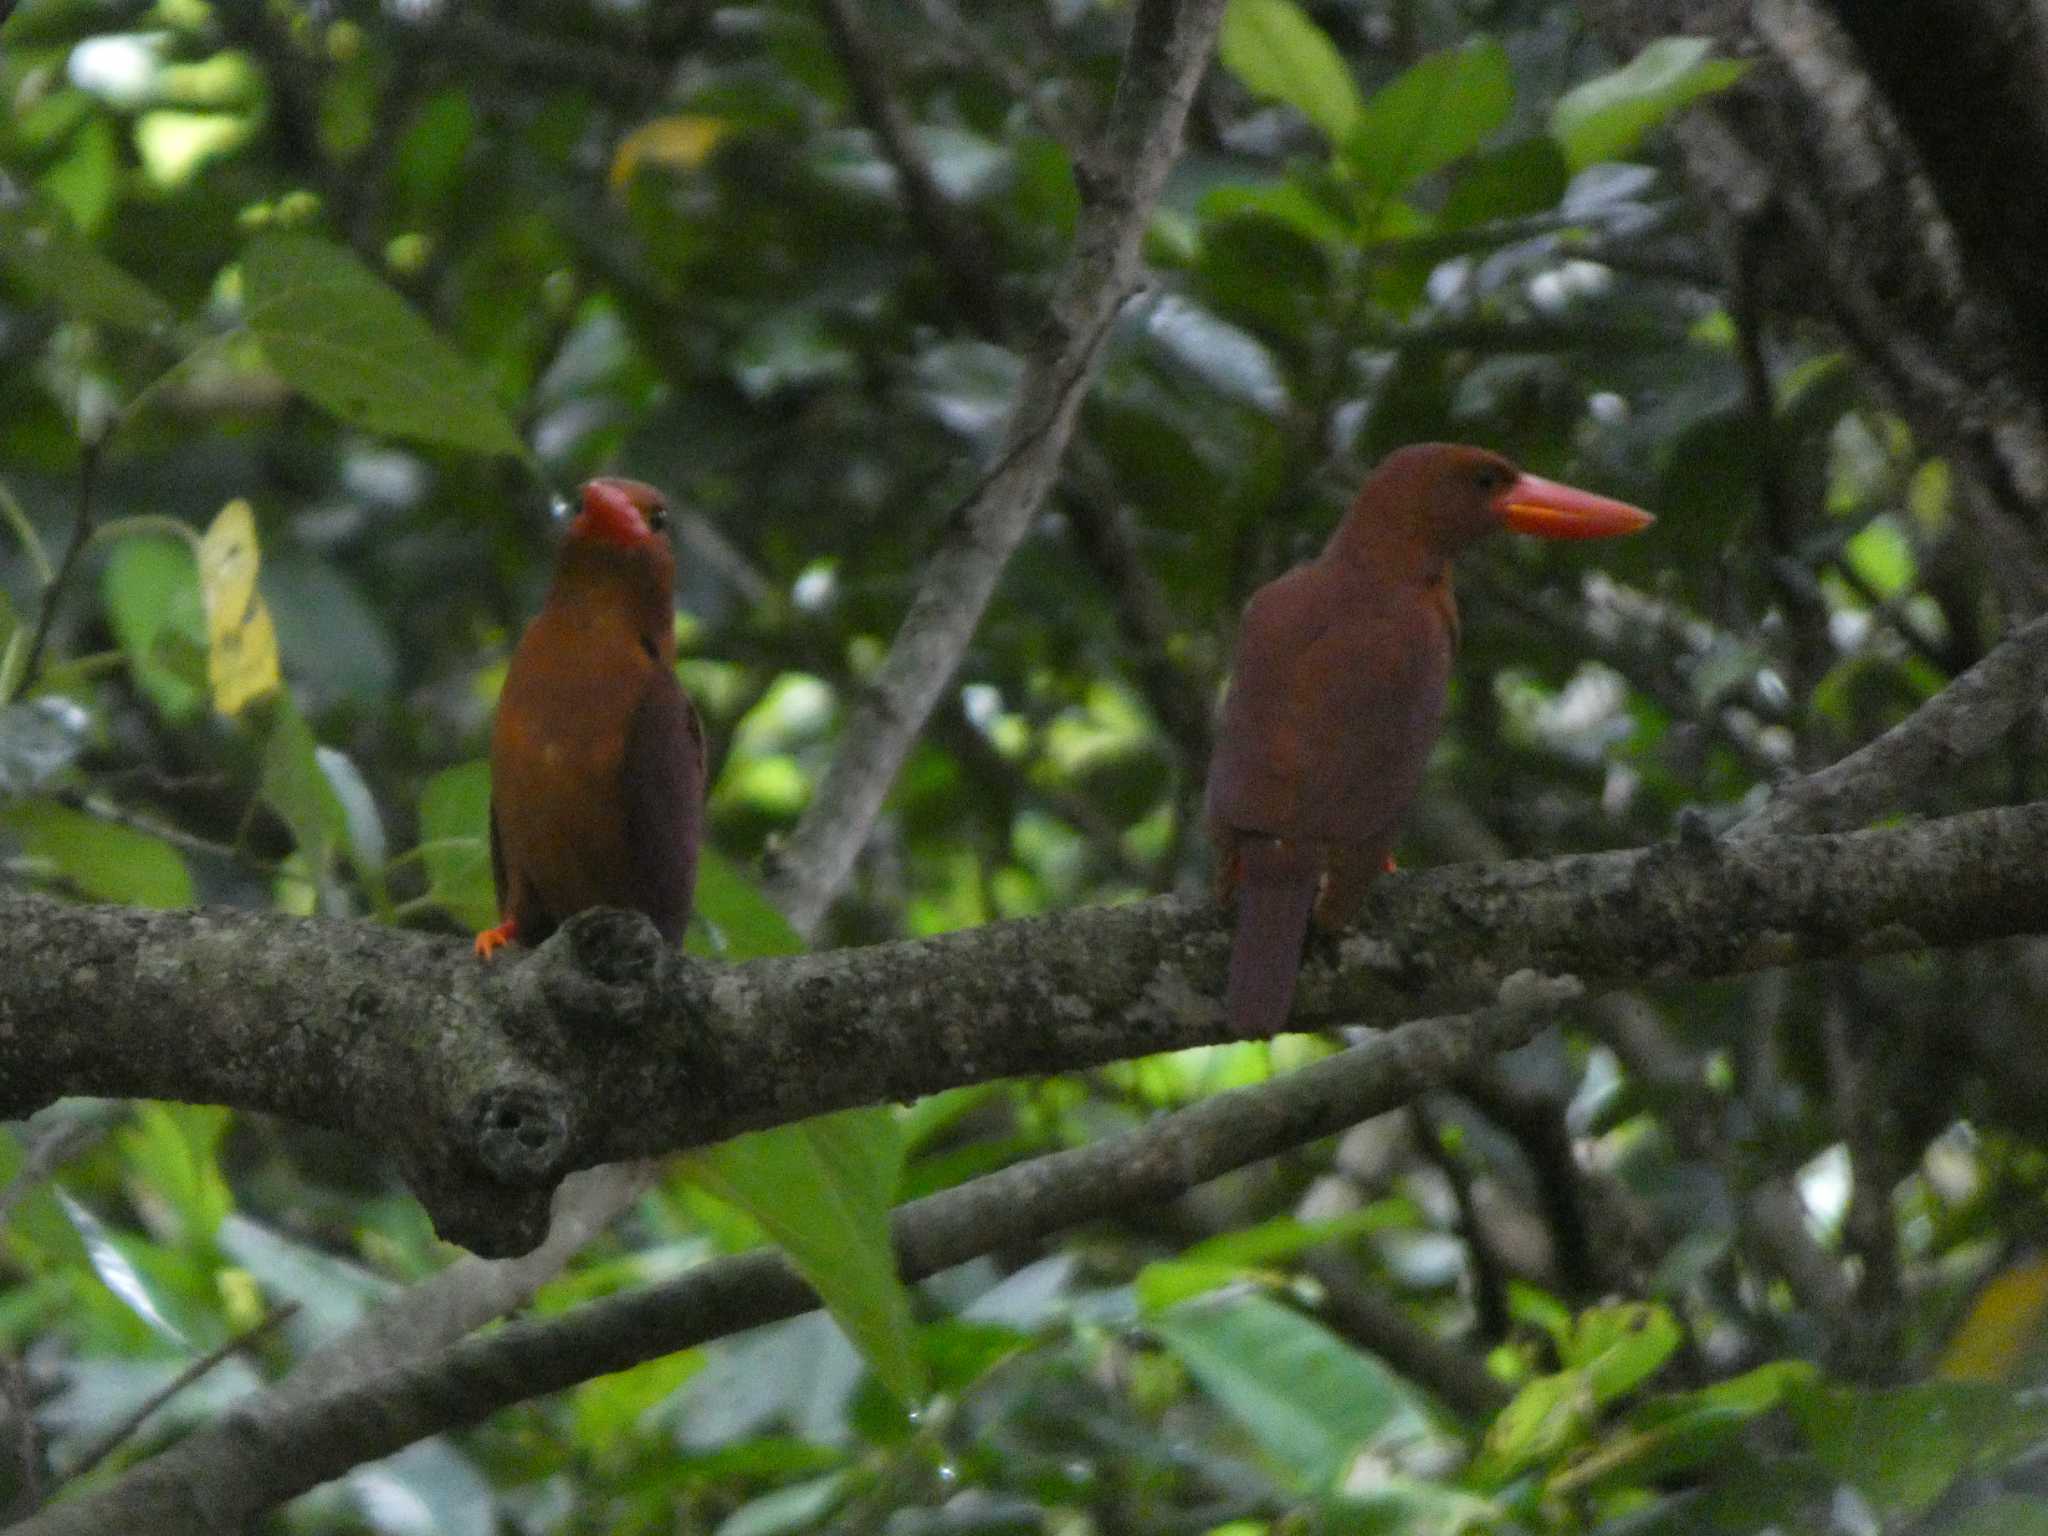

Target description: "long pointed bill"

left=1495, top=473, right=1655, bottom=541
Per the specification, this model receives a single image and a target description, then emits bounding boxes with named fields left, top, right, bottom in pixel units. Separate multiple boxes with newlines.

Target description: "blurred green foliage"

left=3, top=0, right=2046, bottom=1531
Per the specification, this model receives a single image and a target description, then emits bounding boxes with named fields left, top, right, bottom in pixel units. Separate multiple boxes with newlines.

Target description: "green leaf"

left=713, top=1472, right=850, bottom=1536
left=1789, top=1380, right=2020, bottom=1517
left=690, top=1108, right=925, bottom=1409
left=1942, top=1496, right=2048, bottom=1536
left=117, top=1105, right=232, bottom=1250
left=689, top=846, right=804, bottom=959
left=1551, top=36, right=1748, bottom=171
left=1344, top=39, right=1513, bottom=201
left=102, top=537, right=208, bottom=722
left=1219, top=0, right=1363, bottom=143
left=0, top=197, right=178, bottom=336
left=572, top=1351, right=706, bottom=1457
left=1567, top=1302, right=1682, bottom=1402
left=1152, top=1293, right=1422, bottom=1490
left=3, top=799, right=193, bottom=907
left=239, top=233, right=526, bottom=456
left=416, top=758, right=496, bottom=932
left=1441, top=136, right=1571, bottom=228
left=260, top=694, right=348, bottom=881
left=1472, top=1369, right=1595, bottom=1488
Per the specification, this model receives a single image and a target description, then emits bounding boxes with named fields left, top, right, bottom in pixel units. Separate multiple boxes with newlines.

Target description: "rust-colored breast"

left=490, top=599, right=656, bottom=937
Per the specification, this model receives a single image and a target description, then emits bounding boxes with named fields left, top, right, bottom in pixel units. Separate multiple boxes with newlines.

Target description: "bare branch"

left=6, top=802, right=2048, bottom=1256
left=1735, top=609, right=2048, bottom=839
left=761, top=0, right=1230, bottom=935
left=819, top=0, right=1007, bottom=340
left=55, top=1305, right=299, bottom=1490
left=17, top=980, right=1580, bottom=1536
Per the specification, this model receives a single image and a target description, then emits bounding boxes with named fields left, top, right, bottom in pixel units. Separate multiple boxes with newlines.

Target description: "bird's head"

left=570, top=478, right=670, bottom=550
left=553, top=478, right=678, bottom=650
left=1343, top=443, right=1654, bottom=568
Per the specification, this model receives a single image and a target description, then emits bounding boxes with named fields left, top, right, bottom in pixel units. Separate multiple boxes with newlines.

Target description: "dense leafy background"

left=3, top=0, right=2046, bottom=1532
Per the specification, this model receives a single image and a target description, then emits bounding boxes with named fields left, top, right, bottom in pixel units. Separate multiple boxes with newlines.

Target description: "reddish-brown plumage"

left=1205, top=444, right=1652, bottom=1037
left=476, top=478, right=706, bottom=958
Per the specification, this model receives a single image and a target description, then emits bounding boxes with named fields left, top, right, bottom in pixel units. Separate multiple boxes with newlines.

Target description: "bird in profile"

left=476, top=477, right=706, bottom=959
left=1204, top=443, right=1653, bottom=1037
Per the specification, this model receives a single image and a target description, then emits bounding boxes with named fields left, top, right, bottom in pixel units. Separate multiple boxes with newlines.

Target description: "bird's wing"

left=621, top=666, right=708, bottom=944
left=1207, top=565, right=1450, bottom=850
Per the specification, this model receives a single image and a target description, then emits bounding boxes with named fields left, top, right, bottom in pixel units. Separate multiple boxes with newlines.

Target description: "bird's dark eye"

left=647, top=502, right=668, bottom=532
left=1475, top=465, right=1509, bottom=492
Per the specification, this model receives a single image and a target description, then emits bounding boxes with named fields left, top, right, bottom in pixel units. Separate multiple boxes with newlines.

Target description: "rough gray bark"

left=0, top=976, right=1593, bottom=1536
left=6, top=797, right=2048, bottom=1256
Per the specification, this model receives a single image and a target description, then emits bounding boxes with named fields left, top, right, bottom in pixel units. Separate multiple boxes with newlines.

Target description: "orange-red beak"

left=1494, top=473, right=1654, bottom=541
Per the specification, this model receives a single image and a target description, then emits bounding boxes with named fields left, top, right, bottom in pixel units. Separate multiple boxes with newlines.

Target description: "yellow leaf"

left=198, top=498, right=281, bottom=716
left=610, top=115, right=729, bottom=191
left=1940, top=1257, right=2048, bottom=1382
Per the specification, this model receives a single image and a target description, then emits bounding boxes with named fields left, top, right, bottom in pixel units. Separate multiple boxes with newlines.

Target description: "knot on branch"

left=468, top=1082, right=571, bottom=1184
left=522, top=908, right=676, bottom=1038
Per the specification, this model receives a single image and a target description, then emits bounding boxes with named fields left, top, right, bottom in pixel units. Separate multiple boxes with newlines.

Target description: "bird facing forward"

left=476, top=478, right=706, bottom=959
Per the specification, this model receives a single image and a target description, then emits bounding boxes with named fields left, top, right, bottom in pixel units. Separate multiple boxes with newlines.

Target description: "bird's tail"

left=1224, top=837, right=1319, bottom=1039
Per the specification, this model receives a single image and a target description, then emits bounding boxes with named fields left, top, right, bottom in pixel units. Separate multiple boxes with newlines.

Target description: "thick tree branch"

left=14, top=979, right=1581, bottom=1536
left=761, top=0, right=1229, bottom=935
left=1735, top=609, right=2048, bottom=839
left=7, top=801, right=2048, bottom=1256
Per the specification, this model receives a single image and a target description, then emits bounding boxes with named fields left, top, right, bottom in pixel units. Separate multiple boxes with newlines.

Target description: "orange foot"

left=1383, top=854, right=1399, bottom=874
left=474, top=918, right=518, bottom=960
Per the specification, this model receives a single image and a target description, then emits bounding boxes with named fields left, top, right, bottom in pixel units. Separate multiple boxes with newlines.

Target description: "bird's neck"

left=547, top=548, right=676, bottom=665
left=1322, top=512, right=1450, bottom=591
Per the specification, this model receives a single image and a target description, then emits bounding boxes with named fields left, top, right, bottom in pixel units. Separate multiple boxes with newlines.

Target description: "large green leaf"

left=102, top=537, right=208, bottom=723
left=690, top=1107, right=923, bottom=1410
left=1344, top=38, right=1513, bottom=201
left=685, top=850, right=925, bottom=1409
left=1551, top=36, right=1747, bottom=171
left=415, top=758, right=496, bottom=932
left=1788, top=1380, right=2029, bottom=1518
left=0, top=198, right=178, bottom=336
left=3, top=799, right=193, bottom=907
left=260, top=694, right=349, bottom=885
left=1152, top=1293, right=1423, bottom=1490
left=240, top=233, right=526, bottom=457
left=1218, top=0, right=1363, bottom=144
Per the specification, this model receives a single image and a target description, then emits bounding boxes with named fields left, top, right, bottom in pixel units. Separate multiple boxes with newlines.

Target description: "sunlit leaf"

left=118, top=1104, right=232, bottom=1250
left=196, top=498, right=281, bottom=716
left=56, top=1190, right=190, bottom=1346
left=1219, top=0, right=1363, bottom=143
left=611, top=114, right=731, bottom=190
left=1551, top=36, right=1747, bottom=171
left=240, top=233, right=526, bottom=456
left=1344, top=38, right=1513, bottom=201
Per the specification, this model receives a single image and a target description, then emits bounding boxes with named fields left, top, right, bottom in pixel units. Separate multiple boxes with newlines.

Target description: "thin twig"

left=819, top=0, right=1007, bottom=340
left=58, top=1304, right=300, bottom=1487
left=15, top=439, right=105, bottom=701
left=1408, top=1099, right=1511, bottom=1340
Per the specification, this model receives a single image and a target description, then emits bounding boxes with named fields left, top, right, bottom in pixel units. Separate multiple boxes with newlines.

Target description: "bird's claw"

left=474, top=920, right=518, bottom=960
